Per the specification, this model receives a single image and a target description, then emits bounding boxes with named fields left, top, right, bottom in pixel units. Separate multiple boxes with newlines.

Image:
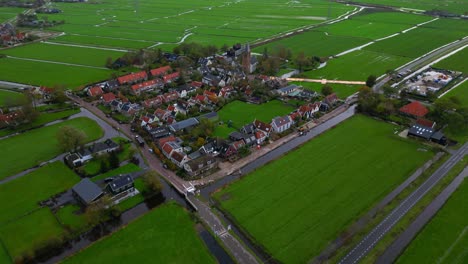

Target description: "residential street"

left=339, top=143, right=468, bottom=264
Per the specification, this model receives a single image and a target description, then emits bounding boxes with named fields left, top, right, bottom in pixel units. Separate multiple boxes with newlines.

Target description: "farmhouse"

left=72, top=178, right=104, bottom=206
left=107, top=175, right=134, bottom=196
left=399, top=101, right=429, bottom=118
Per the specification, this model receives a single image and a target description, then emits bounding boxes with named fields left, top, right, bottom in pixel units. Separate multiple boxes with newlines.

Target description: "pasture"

left=0, top=89, right=24, bottom=107
left=444, top=80, right=468, bottom=108
left=0, top=117, right=103, bottom=179
left=397, top=177, right=468, bottom=264
left=434, top=47, right=468, bottom=73
left=0, top=7, right=24, bottom=22
left=64, top=203, right=216, bottom=264
left=0, top=208, right=66, bottom=261
left=304, top=50, right=410, bottom=81
left=0, top=161, right=80, bottom=224
left=217, top=100, right=294, bottom=129
left=352, top=0, right=468, bottom=15
left=214, top=115, right=433, bottom=263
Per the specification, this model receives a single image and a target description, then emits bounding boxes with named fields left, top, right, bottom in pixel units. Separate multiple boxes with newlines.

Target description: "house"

left=110, top=99, right=122, bottom=111
left=175, top=101, right=190, bottom=115
left=88, top=86, right=104, bottom=97
left=143, top=97, right=163, bottom=108
left=140, top=114, right=158, bottom=127
left=253, top=119, right=272, bottom=136
left=190, top=94, right=207, bottom=105
left=407, top=124, right=446, bottom=145
left=157, top=135, right=177, bottom=148
left=289, top=111, right=302, bottom=123
left=204, top=90, right=218, bottom=103
left=162, top=141, right=183, bottom=158
left=271, top=116, right=292, bottom=133
left=148, top=126, right=171, bottom=139
left=101, top=92, right=116, bottom=105
left=255, top=130, right=267, bottom=144
left=131, top=79, right=161, bottom=95
left=219, top=140, right=245, bottom=159
left=103, top=79, right=120, bottom=92
left=72, top=178, right=104, bottom=205
left=324, top=93, right=339, bottom=106
left=218, top=86, right=234, bottom=98
left=184, top=155, right=218, bottom=177
left=170, top=151, right=190, bottom=168
left=163, top=72, right=180, bottom=84
left=120, top=102, right=140, bottom=117
left=275, top=84, right=300, bottom=96
left=0, top=111, right=22, bottom=128
left=399, top=101, right=429, bottom=118
left=107, top=175, right=135, bottom=195
left=117, top=71, right=148, bottom=85
left=65, top=139, right=120, bottom=167
left=416, top=118, right=436, bottom=129
left=154, top=108, right=171, bottom=121
left=169, top=118, right=199, bottom=132
left=241, top=123, right=255, bottom=134
left=229, top=131, right=256, bottom=146
left=163, top=91, right=179, bottom=103
left=151, top=65, right=171, bottom=77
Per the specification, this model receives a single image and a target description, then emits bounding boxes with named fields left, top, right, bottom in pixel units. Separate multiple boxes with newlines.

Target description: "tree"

left=141, top=171, right=163, bottom=196
left=366, top=75, right=377, bottom=87
left=51, top=85, right=68, bottom=105
left=382, top=84, right=396, bottom=97
left=20, top=91, right=39, bottom=123
left=321, top=84, right=333, bottom=96
left=56, top=125, right=87, bottom=152
left=109, top=151, right=120, bottom=169
left=294, top=52, right=311, bottom=72
left=105, top=57, right=113, bottom=68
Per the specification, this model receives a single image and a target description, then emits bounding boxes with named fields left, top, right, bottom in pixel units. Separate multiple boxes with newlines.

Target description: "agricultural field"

left=364, top=26, right=467, bottom=58
left=304, top=50, right=410, bottom=81
left=0, top=161, right=80, bottom=224
left=352, top=0, right=468, bottom=14
left=214, top=115, right=433, bottom=263
left=217, top=100, right=294, bottom=129
left=0, top=43, right=125, bottom=68
left=0, top=57, right=113, bottom=88
left=0, top=89, right=24, bottom=107
left=0, top=7, right=24, bottom=22
left=397, top=178, right=468, bottom=264
left=42, top=0, right=352, bottom=49
left=434, top=47, right=468, bottom=74
left=0, top=208, right=67, bottom=261
left=444, top=80, right=468, bottom=108
left=291, top=81, right=361, bottom=99
left=64, top=203, right=216, bottom=264
left=0, top=117, right=103, bottom=179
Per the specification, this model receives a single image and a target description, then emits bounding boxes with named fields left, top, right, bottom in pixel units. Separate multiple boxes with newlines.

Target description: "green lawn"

left=434, top=47, right=468, bottom=73
left=0, top=161, right=80, bottom=225
left=397, top=177, right=468, bottom=264
left=0, top=57, right=113, bottom=89
left=0, top=89, right=24, bottom=107
left=0, top=108, right=80, bottom=137
left=57, top=204, right=88, bottom=233
left=291, top=81, right=360, bottom=98
left=441, top=81, right=468, bottom=143
left=304, top=50, right=410, bottom=81
left=0, top=243, right=10, bottom=264
left=214, top=115, right=433, bottom=263
left=351, top=0, right=468, bottom=14
left=0, top=208, right=67, bottom=260
left=64, top=203, right=216, bottom=264
left=116, top=178, right=148, bottom=212
left=0, top=42, right=125, bottom=68
left=0, top=117, right=103, bottom=179
left=217, top=100, right=294, bottom=129
left=91, top=163, right=142, bottom=182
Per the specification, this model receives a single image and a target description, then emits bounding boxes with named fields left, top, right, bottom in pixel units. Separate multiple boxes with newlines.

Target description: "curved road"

left=339, top=143, right=468, bottom=264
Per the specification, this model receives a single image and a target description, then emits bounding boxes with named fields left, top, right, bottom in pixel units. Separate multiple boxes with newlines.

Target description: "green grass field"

left=57, top=204, right=88, bottom=233
left=0, top=43, right=125, bottom=68
left=214, top=115, right=433, bottom=263
left=64, top=203, right=216, bottom=264
left=0, top=89, right=24, bottom=107
left=434, top=47, right=468, bottom=74
left=0, top=57, right=113, bottom=89
left=352, top=0, right=468, bottom=14
left=0, top=207, right=67, bottom=260
left=0, top=7, right=24, bottom=22
left=304, top=50, right=410, bottom=81
left=0, top=117, right=103, bottom=179
left=0, top=161, right=80, bottom=225
left=444, top=80, right=468, bottom=108
left=291, top=81, right=360, bottom=98
left=217, top=100, right=294, bottom=129
left=397, top=178, right=468, bottom=264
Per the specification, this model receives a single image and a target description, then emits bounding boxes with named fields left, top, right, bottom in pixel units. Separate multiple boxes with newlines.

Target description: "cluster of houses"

left=0, top=23, right=26, bottom=46
left=0, top=109, right=22, bottom=128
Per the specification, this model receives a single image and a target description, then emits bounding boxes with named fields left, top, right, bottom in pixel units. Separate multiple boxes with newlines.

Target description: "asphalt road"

left=373, top=37, right=468, bottom=93
left=339, top=143, right=468, bottom=264
left=377, top=165, right=468, bottom=264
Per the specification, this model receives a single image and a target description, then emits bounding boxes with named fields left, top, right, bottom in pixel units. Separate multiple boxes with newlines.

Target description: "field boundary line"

left=437, top=226, right=468, bottom=264
left=438, top=77, right=467, bottom=98
left=6, top=56, right=110, bottom=70
left=42, top=41, right=129, bottom=52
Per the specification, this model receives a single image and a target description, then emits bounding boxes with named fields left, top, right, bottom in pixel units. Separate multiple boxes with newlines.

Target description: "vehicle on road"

left=135, top=135, right=145, bottom=147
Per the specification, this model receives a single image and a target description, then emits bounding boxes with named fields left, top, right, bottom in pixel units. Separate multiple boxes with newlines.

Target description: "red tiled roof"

left=163, top=72, right=180, bottom=83
left=143, top=97, right=162, bottom=108
left=102, top=92, right=116, bottom=103
left=151, top=66, right=171, bottom=76
left=416, top=118, right=435, bottom=128
left=162, top=143, right=174, bottom=156
left=194, top=94, right=206, bottom=102
left=190, top=81, right=203, bottom=88
left=289, top=112, right=301, bottom=121
left=167, top=105, right=175, bottom=112
left=158, top=136, right=176, bottom=147
left=399, top=101, right=429, bottom=117
left=141, top=116, right=150, bottom=123
left=89, top=86, right=103, bottom=97
left=131, top=79, right=158, bottom=92
left=255, top=131, right=266, bottom=139
left=39, top=86, right=54, bottom=94
left=117, top=71, right=147, bottom=85
left=0, top=111, right=21, bottom=122
left=171, top=151, right=186, bottom=162
left=326, top=93, right=338, bottom=103
left=254, top=119, right=271, bottom=132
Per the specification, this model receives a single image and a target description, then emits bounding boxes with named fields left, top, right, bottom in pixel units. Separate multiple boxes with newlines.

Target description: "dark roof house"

left=72, top=178, right=104, bottom=205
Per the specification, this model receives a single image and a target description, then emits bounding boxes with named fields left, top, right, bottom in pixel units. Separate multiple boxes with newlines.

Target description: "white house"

left=271, top=116, right=293, bottom=133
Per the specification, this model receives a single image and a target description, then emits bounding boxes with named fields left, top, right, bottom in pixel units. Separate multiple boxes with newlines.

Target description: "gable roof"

left=151, top=65, right=171, bottom=76
left=131, top=79, right=160, bottom=92
left=254, top=119, right=272, bottom=133
left=399, top=101, right=429, bottom=117
left=272, top=116, right=291, bottom=128
left=89, top=86, right=104, bottom=97
left=108, top=175, right=134, bottom=192
left=169, top=118, right=199, bottom=131
left=102, top=92, right=116, bottom=103
left=158, top=135, right=176, bottom=147
left=171, top=151, right=186, bottom=163
left=72, top=178, right=103, bottom=204
left=117, top=71, right=148, bottom=84
left=163, top=72, right=180, bottom=83
left=416, top=118, right=435, bottom=128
